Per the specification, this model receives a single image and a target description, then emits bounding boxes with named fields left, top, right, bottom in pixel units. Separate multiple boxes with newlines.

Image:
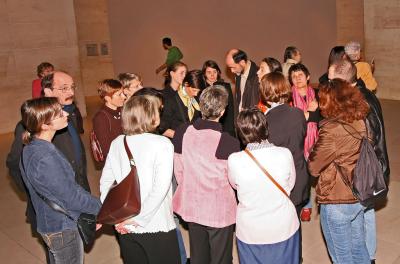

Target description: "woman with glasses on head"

left=202, top=60, right=235, bottom=137
left=160, top=64, right=205, bottom=139
left=100, top=94, right=181, bottom=264
left=92, top=79, right=126, bottom=162
left=19, top=97, right=101, bottom=264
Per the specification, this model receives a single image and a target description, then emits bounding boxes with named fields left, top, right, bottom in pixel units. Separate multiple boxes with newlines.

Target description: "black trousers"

left=118, top=229, right=180, bottom=264
left=188, top=223, right=234, bottom=264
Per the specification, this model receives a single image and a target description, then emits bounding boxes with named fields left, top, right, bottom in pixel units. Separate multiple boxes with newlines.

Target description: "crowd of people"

left=5, top=38, right=389, bottom=264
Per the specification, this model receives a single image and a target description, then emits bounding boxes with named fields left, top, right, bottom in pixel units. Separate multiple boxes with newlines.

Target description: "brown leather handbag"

left=97, top=136, right=141, bottom=225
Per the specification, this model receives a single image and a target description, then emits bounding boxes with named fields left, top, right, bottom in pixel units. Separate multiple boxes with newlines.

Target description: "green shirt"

left=166, top=46, right=183, bottom=66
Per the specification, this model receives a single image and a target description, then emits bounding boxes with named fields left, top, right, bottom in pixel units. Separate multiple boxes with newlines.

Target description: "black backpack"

left=335, top=121, right=387, bottom=208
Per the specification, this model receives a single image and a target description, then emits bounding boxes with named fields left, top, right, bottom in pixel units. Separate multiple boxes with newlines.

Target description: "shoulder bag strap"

left=123, top=136, right=136, bottom=168
left=244, top=149, right=289, bottom=198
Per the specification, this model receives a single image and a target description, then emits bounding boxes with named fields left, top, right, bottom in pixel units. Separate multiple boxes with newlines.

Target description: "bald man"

left=225, top=49, right=259, bottom=115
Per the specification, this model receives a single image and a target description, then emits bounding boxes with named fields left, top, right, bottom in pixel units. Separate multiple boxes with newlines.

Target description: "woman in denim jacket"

left=20, top=97, right=101, bottom=264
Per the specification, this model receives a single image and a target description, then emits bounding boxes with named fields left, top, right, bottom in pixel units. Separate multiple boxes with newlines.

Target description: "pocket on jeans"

left=42, top=230, right=77, bottom=251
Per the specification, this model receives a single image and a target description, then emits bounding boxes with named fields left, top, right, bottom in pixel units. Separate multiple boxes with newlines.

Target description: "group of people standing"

left=6, top=38, right=389, bottom=264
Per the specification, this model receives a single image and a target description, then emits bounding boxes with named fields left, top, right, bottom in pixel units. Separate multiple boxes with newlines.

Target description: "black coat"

left=357, top=79, right=390, bottom=183
left=159, top=86, right=201, bottom=134
left=266, top=104, right=310, bottom=206
left=214, top=81, right=236, bottom=137
left=235, top=61, right=259, bottom=115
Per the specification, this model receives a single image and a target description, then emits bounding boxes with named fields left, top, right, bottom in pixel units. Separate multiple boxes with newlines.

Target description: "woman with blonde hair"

left=100, top=94, right=180, bottom=263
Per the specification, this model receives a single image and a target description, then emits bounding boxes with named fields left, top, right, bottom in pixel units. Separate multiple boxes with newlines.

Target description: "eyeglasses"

left=52, top=84, right=77, bottom=93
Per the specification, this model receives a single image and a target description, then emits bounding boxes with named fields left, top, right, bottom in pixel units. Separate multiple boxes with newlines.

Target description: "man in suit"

left=225, top=49, right=259, bottom=115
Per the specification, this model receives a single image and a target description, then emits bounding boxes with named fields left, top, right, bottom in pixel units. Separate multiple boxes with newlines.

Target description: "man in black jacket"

left=6, top=71, right=90, bottom=230
left=225, top=49, right=259, bottom=115
left=328, top=58, right=389, bottom=264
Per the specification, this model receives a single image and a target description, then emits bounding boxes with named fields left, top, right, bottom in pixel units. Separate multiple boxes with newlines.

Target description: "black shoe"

left=186, top=258, right=190, bottom=264
left=371, top=260, right=376, bottom=264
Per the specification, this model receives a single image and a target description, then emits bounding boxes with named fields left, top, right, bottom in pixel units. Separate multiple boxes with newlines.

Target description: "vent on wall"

left=86, top=44, right=99, bottom=56
left=100, top=43, right=109, bottom=55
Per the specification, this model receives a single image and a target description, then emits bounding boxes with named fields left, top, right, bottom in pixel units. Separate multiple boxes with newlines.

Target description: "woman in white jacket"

left=228, top=108, right=300, bottom=264
left=100, top=94, right=180, bottom=264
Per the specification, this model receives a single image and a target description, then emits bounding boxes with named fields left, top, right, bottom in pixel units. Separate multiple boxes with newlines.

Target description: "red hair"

left=319, top=79, right=369, bottom=123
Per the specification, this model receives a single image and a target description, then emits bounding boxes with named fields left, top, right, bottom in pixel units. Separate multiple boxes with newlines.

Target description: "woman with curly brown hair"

left=308, top=78, right=370, bottom=263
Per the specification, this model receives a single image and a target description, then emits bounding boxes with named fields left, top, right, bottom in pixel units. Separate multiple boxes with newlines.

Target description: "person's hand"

left=307, top=100, right=318, bottom=112
left=114, top=218, right=139, bottom=234
left=96, top=224, right=102, bottom=231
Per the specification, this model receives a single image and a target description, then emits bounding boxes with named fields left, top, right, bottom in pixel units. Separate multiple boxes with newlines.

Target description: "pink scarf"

left=292, top=86, right=319, bottom=160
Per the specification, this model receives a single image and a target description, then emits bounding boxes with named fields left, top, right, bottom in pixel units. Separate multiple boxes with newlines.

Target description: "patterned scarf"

left=292, top=86, right=319, bottom=160
left=177, top=86, right=200, bottom=121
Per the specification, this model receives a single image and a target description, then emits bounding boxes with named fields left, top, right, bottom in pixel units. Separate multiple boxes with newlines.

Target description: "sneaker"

left=300, top=208, right=312, bottom=222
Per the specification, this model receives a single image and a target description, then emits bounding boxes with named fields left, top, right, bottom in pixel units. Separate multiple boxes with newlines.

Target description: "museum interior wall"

left=0, top=0, right=398, bottom=133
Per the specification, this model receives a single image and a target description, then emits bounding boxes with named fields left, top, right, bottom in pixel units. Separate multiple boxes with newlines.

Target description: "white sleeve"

left=133, top=141, right=174, bottom=227
left=228, top=154, right=238, bottom=190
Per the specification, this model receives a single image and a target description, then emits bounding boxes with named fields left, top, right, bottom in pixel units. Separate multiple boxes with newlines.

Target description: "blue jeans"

left=364, top=208, right=376, bottom=260
left=320, top=203, right=369, bottom=264
left=41, top=229, right=83, bottom=264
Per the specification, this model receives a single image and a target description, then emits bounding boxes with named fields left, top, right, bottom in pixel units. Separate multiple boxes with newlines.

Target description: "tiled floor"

left=0, top=97, right=399, bottom=264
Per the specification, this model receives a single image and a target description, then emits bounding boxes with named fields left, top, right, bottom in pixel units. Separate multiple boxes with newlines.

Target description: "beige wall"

left=0, top=0, right=86, bottom=134
left=364, top=0, right=400, bottom=100
left=73, top=0, right=115, bottom=96
left=107, top=0, right=337, bottom=88
left=336, top=0, right=364, bottom=47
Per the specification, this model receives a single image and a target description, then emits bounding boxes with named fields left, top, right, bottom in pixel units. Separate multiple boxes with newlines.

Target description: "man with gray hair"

left=345, top=41, right=377, bottom=92
left=329, top=58, right=389, bottom=264
left=172, top=85, right=240, bottom=264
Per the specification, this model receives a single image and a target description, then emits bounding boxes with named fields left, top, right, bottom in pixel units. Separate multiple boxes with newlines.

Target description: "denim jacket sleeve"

left=32, top=153, right=101, bottom=218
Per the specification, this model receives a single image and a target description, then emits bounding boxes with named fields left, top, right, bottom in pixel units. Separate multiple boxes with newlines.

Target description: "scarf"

left=292, top=86, right=319, bottom=160
left=177, top=86, right=200, bottom=121
left=63, top=104, right=82, bottom=165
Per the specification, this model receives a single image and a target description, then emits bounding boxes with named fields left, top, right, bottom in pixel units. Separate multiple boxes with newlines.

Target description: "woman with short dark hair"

left=228, top=108, right=299, bottom=264
left=308, top=78, right=370, bottom=263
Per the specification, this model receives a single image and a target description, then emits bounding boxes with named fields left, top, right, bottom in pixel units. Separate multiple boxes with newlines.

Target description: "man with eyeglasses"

left=6, top=72, right=91, bottom=253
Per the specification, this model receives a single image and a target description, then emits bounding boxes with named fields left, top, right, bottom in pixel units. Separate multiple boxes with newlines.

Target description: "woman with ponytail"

left=19, top=97, right=101, bottom=264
